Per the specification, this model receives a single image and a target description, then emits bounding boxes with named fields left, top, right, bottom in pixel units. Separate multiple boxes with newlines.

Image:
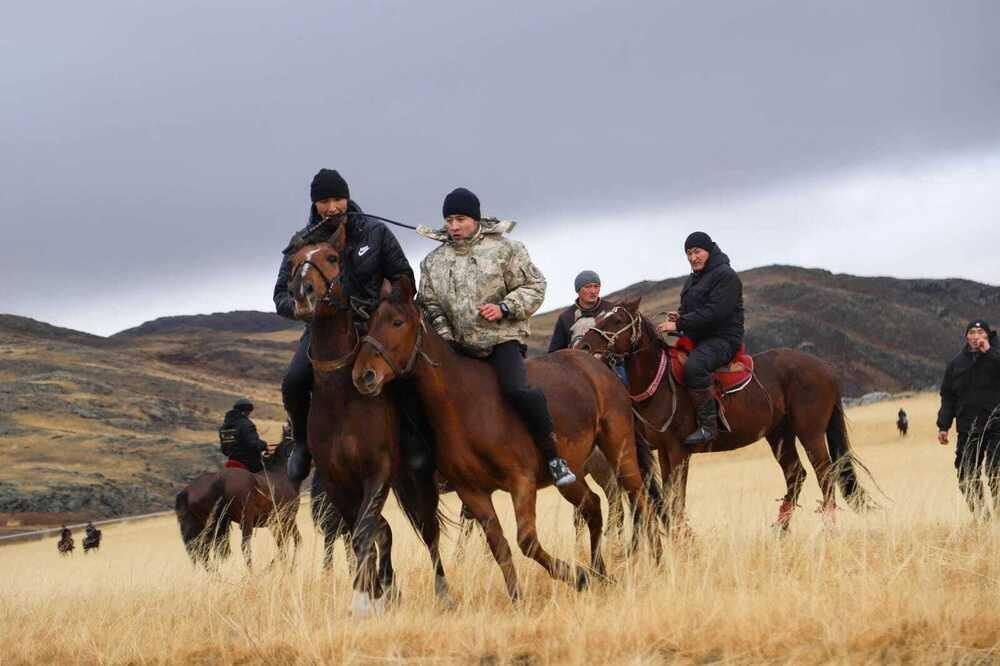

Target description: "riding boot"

left=286, top=404, right=312, bottom=482
left=537, top=432, right=577, bottom=487
left=684, top=388, right=718, bottom=447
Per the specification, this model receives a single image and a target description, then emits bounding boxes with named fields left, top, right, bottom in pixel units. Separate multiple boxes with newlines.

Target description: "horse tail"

left=391, top=468, right=456, bottom=539
left=205, top=477, right=232, bottom=559
left=826, top=400, right=876, bottom=512
left=174, top=490, right=205, bottom=562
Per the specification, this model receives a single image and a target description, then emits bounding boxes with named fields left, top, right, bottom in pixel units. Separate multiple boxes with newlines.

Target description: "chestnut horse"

left=577, top=298, right=874, bottom=534
left=285, top=222, right=451, bottom=615
left=352, top=278, right=661, bottom=602
left=175, top=438, right=301, bottom=569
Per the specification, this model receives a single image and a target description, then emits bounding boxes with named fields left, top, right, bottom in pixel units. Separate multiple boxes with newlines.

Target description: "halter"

left=586, top=306, right=643, bottom=353
left=361, top=317, right=439, bottom=378
left=294, top=257, right=350, bottom=310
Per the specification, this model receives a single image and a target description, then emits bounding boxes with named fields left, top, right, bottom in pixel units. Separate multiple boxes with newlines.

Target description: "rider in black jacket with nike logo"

left=274, top=169, right=414, bottom=481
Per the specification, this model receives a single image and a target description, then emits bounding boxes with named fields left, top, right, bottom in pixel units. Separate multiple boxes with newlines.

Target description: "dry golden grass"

left=3, top=393, right=1000, bottom=664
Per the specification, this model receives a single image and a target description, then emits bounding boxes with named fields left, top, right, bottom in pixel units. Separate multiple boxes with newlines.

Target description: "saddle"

left=670, top=337, right=754, bottom=394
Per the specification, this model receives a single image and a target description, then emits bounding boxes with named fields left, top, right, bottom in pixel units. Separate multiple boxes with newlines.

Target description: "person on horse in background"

left=549, top=269, right=660, bottom=481
left=219, top=398, right=268, bottom=473
left=937, top=320, right=1000, bottom=518
left=657, top=231, right=745, bottom=447
left=548, top=271, right=615, bottom=353
left=417, top=187, right=576, bottom=487
left=273, top=168, right=427, bottom=482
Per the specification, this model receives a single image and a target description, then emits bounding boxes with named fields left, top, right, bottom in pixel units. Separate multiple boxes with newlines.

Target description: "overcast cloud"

left=1, top=1, right=997, bottom=335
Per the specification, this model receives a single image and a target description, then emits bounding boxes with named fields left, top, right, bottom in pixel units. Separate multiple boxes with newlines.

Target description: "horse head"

left=575, top=296, right=644, bottom=361
left=264, top=435, right=296, bottom=471
left=285, top=219, right=348, bottom=320
left=352, top=276, right=422, bottom=397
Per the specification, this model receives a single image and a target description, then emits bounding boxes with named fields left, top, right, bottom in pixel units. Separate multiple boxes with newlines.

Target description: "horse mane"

left=637, top=311, right=670, bottom=352
left=264, top=438, right=295, bottom=472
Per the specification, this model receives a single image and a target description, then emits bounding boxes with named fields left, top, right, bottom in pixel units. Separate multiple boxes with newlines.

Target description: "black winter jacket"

left=937, top=332, right=1000, bottom=435
left=273, top=200, right=415, bottom=321
left=219, top=409, right=267, bottom=472
left=677, top=245, right=745, bottom=348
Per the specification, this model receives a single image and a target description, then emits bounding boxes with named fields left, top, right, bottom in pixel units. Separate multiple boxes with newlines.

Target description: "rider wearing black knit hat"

left=658, top=231, right=745, bottom=446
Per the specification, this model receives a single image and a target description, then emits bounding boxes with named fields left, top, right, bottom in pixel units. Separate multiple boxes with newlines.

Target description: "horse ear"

left=622, top=296, right=642, bottom=312
left=330, top=219, right=347, bottom=249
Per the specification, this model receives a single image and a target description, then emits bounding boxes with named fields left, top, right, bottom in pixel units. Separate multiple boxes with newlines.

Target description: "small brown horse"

left=175, top=438, right=301, bottom=569
left=285, top=224, right=451, bottom=615
left=352, top=278, right=661, bottom=601
left=577, top=298, right=874, bottom=535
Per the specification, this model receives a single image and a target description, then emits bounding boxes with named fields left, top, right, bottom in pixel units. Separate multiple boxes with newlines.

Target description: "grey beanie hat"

left=574, top=270, right=601, bottom=293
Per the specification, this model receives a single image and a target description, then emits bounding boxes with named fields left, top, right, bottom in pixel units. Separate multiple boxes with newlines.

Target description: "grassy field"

left=3, top=392, right=999, bottom=664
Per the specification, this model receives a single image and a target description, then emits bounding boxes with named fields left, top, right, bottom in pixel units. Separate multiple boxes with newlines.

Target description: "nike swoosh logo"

left=358, top=246, right=370, bottom=256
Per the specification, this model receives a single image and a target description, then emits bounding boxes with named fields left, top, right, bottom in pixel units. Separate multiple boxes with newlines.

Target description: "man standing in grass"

left=937, top=320, right=1000, bottom=518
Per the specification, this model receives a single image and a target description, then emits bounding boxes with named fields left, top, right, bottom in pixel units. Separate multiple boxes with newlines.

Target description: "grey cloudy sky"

left=2, top=1, right=998, bottom=336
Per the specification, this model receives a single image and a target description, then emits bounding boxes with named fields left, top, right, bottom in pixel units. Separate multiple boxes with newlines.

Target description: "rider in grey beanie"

left=574, top=270, right=601, bottom=293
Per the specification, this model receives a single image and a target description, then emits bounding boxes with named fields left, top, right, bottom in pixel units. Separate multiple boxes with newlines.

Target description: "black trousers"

left=282, top=330, right=313, bottom=444
left=955, top=431, right=1000, bottom=514
left=683, top=337, right=737, bottom=389
left=487, top=341, right=558, bottom=461
left=281, top=328, right=432, bottom=464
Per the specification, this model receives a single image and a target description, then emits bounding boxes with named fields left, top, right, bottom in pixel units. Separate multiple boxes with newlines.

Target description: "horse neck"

left=626, top=317, right=671, bottom=401
left=408, top=323, right=467, bottom=431
left=310, top=303, right=356, bottom=359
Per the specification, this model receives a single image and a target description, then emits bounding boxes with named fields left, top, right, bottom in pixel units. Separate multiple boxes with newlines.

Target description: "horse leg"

left=583, top=449, right=624, bottom=536
left=241, top=521, right=254, bottom=570
left=373, top=516, right=400, bottom=606
left=767, top=422, right=806, bottom=533
left=403, top=470, right=453, bottom=605
left=549, top=477, right=608, bottom=585
left=457, top=488, right=521, bottom=602
left=210, top=513, right=232, bottom=568
left=350, top=481, right=390, bottom=617
left=798, top=428, right=838, bottom=524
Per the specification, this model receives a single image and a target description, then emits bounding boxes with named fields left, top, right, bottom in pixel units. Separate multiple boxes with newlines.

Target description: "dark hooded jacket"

left=273, top=200, right=415, bottom=322
left=937, top=330, right=1000, bottom=435
left=548, top=298, right=616, bottom=352
left=219, top=409, right=267, bottom=472
left=677, top=244, right=744, bottom=349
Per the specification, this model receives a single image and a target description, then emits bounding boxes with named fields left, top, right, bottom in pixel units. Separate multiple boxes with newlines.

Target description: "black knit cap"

left=967, top=320, right=993, bottom=336
left=310, top=169, right=350, bottom=203
left=442, top=187, right=481, bottom=220
left=233, top=398, right=254, bottom=412
left=684, top=231, right=714, bottom=252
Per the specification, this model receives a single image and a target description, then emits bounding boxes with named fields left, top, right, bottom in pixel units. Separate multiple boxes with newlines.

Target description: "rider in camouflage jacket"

left=417, top=218, right=546, bottom=357
left=415, top=188, right=575, bottom=487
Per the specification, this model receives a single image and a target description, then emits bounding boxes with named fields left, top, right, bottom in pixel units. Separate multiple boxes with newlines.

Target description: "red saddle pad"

left=670, top=337, right=753, bottom=391
left=224, top=459, right=249, bottom=471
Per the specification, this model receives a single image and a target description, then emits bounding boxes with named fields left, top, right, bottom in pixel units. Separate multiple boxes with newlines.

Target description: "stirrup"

left=684, top=426, right=716, bottom=447
left=548, top=458, right=577, bottom=487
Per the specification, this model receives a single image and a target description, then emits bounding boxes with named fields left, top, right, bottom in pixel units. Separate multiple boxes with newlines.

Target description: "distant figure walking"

left=57, top=526, right=74, bottom=556
left=937, top=320, right=1000, bottom=518
left=897, top=408, right=908, bottom=437
left=82, top=522, right=102, bottom=553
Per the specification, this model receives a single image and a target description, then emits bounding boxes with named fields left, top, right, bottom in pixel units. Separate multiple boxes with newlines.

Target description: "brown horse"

left=57, top=526, right=74, bottom=556
left=352, top=278, right=661, bottom=602
left=285, top=224, right=451, bottom=615
left=175, top=438, right=301, bottom=569
left=577, top=298, right=874, bottom=535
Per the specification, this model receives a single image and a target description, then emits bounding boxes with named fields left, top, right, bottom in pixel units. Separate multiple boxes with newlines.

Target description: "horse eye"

left=326, top=255, right=338, bottom=263
left=392, top=319, right=404, bottom=327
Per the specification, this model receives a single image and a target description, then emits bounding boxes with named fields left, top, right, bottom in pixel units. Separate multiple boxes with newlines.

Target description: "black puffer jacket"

left=219, top=409, right=267, bottom=472
left=937, top=331, right=1000, bottom=435
left=273, top=201, right=415, bottom=320
left=677, top=244, right=744, bottom=348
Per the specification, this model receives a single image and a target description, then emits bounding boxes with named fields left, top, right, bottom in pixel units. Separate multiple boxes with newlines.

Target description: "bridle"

left=360, top=316, right=439, bottom=378
left=292, top=254, right=351, bottom=311
left=585, top=306, right=643, bottom=356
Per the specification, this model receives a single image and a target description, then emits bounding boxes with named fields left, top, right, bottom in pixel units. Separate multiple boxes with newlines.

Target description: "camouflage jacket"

left=416, top=218, right=546, bottom=356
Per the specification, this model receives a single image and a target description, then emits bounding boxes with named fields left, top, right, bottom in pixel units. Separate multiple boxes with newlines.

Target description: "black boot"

left=684, top=388, right=718, bottom=447
left=288, top=440, right=312, bottom=482
left=538, top=433, right=577, bottom=487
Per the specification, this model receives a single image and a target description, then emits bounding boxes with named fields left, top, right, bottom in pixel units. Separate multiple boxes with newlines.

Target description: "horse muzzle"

left=353, top=366, right=384, bottom=397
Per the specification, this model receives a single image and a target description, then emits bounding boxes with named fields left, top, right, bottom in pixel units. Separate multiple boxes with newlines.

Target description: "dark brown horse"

left=285, top=224, right=451, bottom=616
left=57, top=526, right=74, bottom=556
left=577, top=298, right=874, bottom=535
left=352, top=278, right=661, bottom=602
left=175, top=438, right=301, bottom=569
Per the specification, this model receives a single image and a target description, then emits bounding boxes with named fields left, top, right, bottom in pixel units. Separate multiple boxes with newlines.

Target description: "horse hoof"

left=575, top=568, right=591, bottom=591
left=351, top=591, right=382, bottom=618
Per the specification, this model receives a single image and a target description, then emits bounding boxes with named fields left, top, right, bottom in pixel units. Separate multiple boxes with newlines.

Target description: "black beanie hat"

left=684, top=231, right=714, bottom=252
left=310, top=169, right=350, bottom=203
left=967, top=319, right=993, bottom=336
left=442, top=187, right=481, bottom=220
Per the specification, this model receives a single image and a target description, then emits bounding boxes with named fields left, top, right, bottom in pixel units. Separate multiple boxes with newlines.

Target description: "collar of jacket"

left=689, top=245, right=730, bottom=282
left=416, top=217, right=517, bottom=249
left=575, top=298, right=604, bottom=317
